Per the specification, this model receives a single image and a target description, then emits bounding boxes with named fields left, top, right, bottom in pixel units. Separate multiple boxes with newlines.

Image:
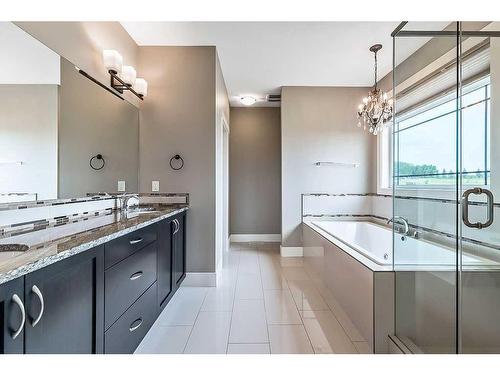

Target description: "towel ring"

left=169, top=154, right=184, bottom=171
left=90, top=154, right=105, bottom=170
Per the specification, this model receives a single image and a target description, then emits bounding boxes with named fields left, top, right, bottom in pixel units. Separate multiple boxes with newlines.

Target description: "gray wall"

left=58, top=58, right=139, bottom=198
left=230, top=107, right=281, bottom=235
left=281, top=86, right=375, bottom=247
left=0, top=85, right=58, bottom=200
left=15, top=22, right=141, bottom=107
left=138, top=46, right=217, bottom=273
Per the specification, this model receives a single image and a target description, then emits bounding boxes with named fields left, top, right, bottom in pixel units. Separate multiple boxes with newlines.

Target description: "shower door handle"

left=461, top=188, right=494, bottom=229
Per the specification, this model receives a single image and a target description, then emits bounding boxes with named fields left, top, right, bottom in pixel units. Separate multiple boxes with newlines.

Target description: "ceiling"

left=122, top=22, right=449, bottom=107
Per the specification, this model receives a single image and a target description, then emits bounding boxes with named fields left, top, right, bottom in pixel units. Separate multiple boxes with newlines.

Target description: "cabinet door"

left=0, top=277, right=25, bottom=354
left=24, top=246, right=104, bottom=354
left=173, top=213, right=186, bottom=288
left=157, top=219, right=173, bottom=308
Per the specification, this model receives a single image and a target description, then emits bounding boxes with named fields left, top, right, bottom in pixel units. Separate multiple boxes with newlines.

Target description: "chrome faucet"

left=118, top=193, right=139, bottom=211
left=387, top=216, right=410, bottom=236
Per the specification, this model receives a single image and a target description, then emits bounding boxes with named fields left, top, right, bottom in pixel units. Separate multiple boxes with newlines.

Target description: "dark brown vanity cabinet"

left=173, top=212, right=186, bottom=290
left=0, top=246, right=104, bottom=354
left=0, top=211, right=187, bottom=354
left=24, top=246, right=105, bottom=354
left=0, top=277, right=25, bottom=354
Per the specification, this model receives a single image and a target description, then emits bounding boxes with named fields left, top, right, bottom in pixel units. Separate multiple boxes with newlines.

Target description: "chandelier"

left=357, top=44, right=393, bottom=135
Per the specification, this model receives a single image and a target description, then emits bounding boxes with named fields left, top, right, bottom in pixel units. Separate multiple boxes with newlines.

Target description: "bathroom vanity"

left=0, top=207, right=187, bottom=354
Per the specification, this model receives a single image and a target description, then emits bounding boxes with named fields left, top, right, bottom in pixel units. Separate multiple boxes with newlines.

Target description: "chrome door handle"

left=462, top=188, right=494, bottom=229
left=30, top=285, right=44, bottom=327
left=129, top=238, right=143, bottom=245
left=11, top=294, right=25, bottom=340
left=129, top=318, right=143, bottom=332
left=173, top=219, right=179, bottom=235
left=130, top=271, right=143, bottom=280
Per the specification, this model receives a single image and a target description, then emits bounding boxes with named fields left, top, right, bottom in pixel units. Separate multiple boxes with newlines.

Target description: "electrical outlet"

left=117, top=180, right=126, bottom=192
left=152, top=181, right=160, bottom=192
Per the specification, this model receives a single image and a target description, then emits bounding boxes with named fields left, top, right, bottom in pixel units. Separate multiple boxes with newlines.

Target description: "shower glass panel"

left=393, top=21, right=500, bottom=354
left=392, top=22, right=459, bottom=354
left=459, top=22, right=500, bottom=353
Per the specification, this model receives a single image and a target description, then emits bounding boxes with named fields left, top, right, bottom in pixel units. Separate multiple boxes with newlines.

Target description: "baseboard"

left=280, top=246, right=304, bottom=257
left=183, top=272, right=217, bottom=287
left=229, top=233, right=281, bottom=242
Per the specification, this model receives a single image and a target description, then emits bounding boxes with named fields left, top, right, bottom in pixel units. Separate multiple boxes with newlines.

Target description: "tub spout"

left=387, top=216, right=410, bottom=236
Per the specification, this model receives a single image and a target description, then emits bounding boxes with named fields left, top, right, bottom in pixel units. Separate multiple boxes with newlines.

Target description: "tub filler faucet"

left=387, top=216, right=410, bottom=236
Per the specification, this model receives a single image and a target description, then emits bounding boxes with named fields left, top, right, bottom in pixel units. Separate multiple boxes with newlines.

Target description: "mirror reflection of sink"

left=0, top=244, right=29, bottom=262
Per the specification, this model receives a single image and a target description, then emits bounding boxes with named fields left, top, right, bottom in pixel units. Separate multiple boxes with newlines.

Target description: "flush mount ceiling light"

left=357, top=44, right=393, bottom=135
left=103, top=49, right=147, bottom=100
left=240, top=96, right=257, bottom=106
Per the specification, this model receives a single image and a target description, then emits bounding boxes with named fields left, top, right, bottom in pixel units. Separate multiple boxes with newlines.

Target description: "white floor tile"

left=261, top=272, right=289, bottom=290
left=184, top=311, right=232, bottom=354
left=201, top=287, right=235, bottom=312
left=227, top=343, right=271, bottom=354
left=288, top=280, right=329, bottom=311
left=155, top=287, right=209, bottom=326
left=353, top=341, right=372, bottom=354
left=263, top=290, right=302, bottom=325
left=134, top=326, right=192, bottom=354
left=268, top=325, right=314, bottom=354
left=301, top=310, right=358, bottom=354
left=229, top=299, right=268, bottom=344
left=235, top=273, right=263, bottom=299
left=281, top=267, right=311, bottom=281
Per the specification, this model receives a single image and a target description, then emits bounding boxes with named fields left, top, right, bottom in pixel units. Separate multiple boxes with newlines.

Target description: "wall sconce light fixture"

left=103, top=49, right=147, bottom=100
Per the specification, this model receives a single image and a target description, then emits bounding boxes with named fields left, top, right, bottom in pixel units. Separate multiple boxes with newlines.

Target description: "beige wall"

left=281, top=86, right=375, bottom=247
left=230, top=107, right=281, bottom=235
left=0, top=85, right=58, bottom=200
left=138, top=46, right=217, bottom=273
left=15, top=22, right=141, bottom=107
left=58, top=58, right=139, bottom=198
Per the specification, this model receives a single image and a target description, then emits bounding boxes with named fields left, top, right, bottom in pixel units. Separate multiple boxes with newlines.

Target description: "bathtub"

left=309, top=220, right=492, bottom=271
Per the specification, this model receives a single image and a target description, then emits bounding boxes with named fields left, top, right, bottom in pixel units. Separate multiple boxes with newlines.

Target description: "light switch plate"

left=152, top=181, right=160, bottom=192
left=117, top=181, right=126, bottom=192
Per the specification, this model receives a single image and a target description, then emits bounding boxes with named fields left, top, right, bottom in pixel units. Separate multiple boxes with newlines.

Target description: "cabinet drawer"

left=105, top=224, right=157, bottom=269
left=105, top=242, right=157, bottom=329
left=105, top=282, right=157, bottom=354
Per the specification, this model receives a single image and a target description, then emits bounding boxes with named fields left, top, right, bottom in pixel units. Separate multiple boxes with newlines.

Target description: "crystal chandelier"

left=357, top=44, right=393, bottom=135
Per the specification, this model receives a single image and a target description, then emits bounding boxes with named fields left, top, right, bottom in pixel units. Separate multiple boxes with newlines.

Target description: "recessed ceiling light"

left=240, top=96, right=257, bottom=106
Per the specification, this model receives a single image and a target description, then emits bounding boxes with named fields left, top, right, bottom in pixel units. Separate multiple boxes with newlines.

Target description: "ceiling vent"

left=266, top=94, right=281, bottom=103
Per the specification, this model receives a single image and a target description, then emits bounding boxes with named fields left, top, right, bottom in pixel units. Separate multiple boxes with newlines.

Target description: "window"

left=393, top=77, right=490, bottom=188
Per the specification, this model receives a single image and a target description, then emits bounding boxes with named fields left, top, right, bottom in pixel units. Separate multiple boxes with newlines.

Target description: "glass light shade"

left=120, top=65, right=137, bottom=86
left=133, top=78, right=148, bottom=96
left=103, top=50, right=123, bottom=73
left=240, top=96, right=257, bottom=106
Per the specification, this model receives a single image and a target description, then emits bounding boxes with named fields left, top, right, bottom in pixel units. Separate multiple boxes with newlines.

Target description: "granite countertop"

left=0, top=205, right=188, bottom=285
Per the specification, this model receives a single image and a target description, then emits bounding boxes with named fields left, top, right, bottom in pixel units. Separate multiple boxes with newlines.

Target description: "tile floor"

left=135, top=242, right=371, bottom=354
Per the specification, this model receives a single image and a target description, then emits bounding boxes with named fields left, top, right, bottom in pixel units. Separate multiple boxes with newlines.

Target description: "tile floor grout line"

left=258, top=244, right=274, bottom=352
left=181, top=288, right=209, bottom=354
left=225, top=243, right=241, bottom=353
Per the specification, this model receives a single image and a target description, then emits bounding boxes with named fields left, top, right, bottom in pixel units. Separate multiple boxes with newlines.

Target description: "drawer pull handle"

left=130, top=271, right=144, bottom=280
left=11, top=294, right=26, bottom=340
left=129, top=318, right=143, bottom=332
left=129, top=238, right=143, bottom=245
left=31, top=285, right=44, bottom=327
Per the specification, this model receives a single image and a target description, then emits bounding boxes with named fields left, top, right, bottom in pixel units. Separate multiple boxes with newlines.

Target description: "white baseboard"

left=280, top=246, right=304, bottom=257
left=230, top=233, right=281, bottom=242
left=183, top=272, right=217, bottom=287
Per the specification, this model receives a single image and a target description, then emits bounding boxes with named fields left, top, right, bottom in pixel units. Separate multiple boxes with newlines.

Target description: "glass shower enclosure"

left=391, top=21, right=500, bottom=353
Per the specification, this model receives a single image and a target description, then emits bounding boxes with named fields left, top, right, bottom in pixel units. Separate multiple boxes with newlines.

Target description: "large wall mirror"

left=0, top=22, right=139, bottom=203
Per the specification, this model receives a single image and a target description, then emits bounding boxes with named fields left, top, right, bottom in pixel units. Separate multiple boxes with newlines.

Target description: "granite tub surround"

left=0, top=204, right=188, bottom=285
